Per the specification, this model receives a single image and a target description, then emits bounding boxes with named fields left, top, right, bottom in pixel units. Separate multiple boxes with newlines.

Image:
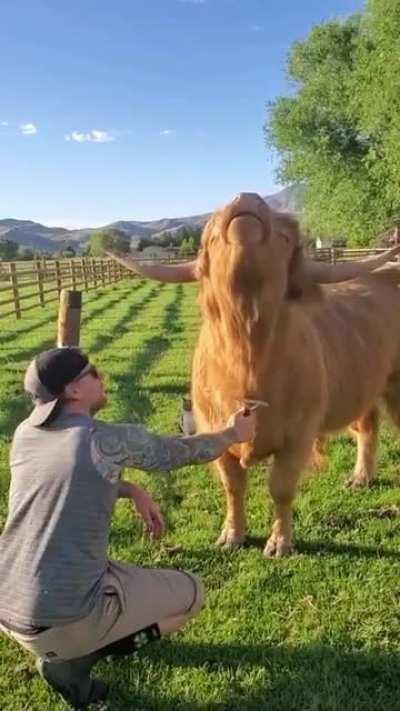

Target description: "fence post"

left=101, top=259, right=106, bottom=287
left=71, top=259, right=77, bottom=290
left=57, top=290, right=82, bottom=347
left=55, top=260, right=62, bottom=295
left=91, top=258, right=97, bottom=289
left=35, top=258, right=45, bottom=307
left=9, top=263, right=21, bottom=319
left=82, top=258, right=88, bottom=290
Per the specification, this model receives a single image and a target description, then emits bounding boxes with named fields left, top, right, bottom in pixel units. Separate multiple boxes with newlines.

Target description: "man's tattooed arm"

left=90, top=421, right=238, bottom=472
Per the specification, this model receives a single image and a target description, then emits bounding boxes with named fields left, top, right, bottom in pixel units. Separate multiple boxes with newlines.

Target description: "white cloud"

left=250, top=24, right=263, bottom=32
left=19, top=122, right=38, bottom=135
left=159, top=129, right=176, bottom=136
left=91, top=129, right=114, bottom=143
left=1, top=121, right=9, bottom=127
left=64, top=129, right=115, bottom=143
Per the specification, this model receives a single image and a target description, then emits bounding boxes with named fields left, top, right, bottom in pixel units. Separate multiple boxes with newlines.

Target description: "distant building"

left=139, top=245, right=174, bottom=260
left=376, top=224, right=400, bottom=247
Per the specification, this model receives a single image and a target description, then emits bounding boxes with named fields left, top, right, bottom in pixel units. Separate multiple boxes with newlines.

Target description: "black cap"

left=24, top=347, right=89, bottom=426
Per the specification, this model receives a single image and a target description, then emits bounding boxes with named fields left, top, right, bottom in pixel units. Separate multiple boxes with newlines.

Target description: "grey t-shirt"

left=0, top=410, right=232, bottom=629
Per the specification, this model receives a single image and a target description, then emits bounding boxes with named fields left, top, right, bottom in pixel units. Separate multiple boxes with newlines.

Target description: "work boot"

left=36, top=653, right=109, bottom=709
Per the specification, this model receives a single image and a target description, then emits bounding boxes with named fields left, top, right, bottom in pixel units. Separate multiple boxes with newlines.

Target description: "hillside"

left=0, top=185, right=303, bottom=253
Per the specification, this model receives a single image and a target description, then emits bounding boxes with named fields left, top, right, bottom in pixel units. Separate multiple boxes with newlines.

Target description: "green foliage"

left=179, top=235, right=196, bottom=255
left=179, top=227, right=201, bottom=249
left=57, top=245, right=76, bottom=258
left=137, top=236, right=153, bottom=251
left=137, top=227, right=201, bottom=253
left=266, top=3, right=400, bottom=245
left=0, top=239, right=19, bottom=261
left=89, top=228, right=131, bottom=256
left=17, top=247, right=35, bottom=261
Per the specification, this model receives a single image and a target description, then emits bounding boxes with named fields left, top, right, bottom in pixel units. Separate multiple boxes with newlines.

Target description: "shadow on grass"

left=241, top=536, right=400, bottom=561
left=0, top=334, right=55, bottom=368
left=104, top=641, right=400, bottom=710
left=0, top=312, right=56, bottom=347
left=89, top=284, right=164, bottom=355
left=0, top=285, right=152, bottom=439
left=0, top=336, right=56, bottom=438
left=81, top=282, right=146, bottom=329
left=112, top=285, right=186, bottom=422
left=0, top=282, right=129, bottom=352
left=0, top=394, right=32, bottom=442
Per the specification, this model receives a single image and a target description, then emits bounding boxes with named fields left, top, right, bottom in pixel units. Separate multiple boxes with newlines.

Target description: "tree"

left=265, top=2, right=400, bottom=245
left=56, top=246, right=76, bottom=258
left=179, top=235, right=196, bottom=256
left=18, top=247, right=35, bottom=260
left=0, top=239, right=19, bottom=261
left=89, top=228, right=131, bottom=256
left=137, top=237, right=153, bottom=251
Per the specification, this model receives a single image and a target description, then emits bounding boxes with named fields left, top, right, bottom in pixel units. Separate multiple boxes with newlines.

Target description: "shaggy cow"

left=109, top=194, right=400, bottom=557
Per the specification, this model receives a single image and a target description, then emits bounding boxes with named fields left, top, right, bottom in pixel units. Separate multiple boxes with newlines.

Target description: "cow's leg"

left=345, top=406, right=379, bottom=489
left=310, top=436, right=327, bottom=471
left=383, top=376, right=400, bottom=430
left=264, top=442, right=313, bottom=558
left=215, top=452, right=248, bottom=548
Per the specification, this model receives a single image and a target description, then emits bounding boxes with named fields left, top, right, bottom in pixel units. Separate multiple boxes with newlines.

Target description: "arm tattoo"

left=90, top=421, right=235, bottom=472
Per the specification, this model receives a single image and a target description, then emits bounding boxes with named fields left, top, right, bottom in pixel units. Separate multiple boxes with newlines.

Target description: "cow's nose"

left=227, top=214, right=264, bottom=245
left=233, top=192, right=262, bottom=206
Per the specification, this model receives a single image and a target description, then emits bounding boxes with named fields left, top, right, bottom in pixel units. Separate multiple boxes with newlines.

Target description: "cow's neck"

left=204, top=290, right=284, bottom=393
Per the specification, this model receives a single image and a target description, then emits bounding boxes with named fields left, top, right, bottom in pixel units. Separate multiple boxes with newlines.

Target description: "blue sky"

left=1, top=0, right=364, bottom=228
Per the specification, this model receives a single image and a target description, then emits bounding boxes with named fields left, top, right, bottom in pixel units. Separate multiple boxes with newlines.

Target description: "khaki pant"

left=1, top=561, right=204, bottom=661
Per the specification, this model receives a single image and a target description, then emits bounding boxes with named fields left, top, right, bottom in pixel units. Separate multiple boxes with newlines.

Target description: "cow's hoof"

left=263, top=535, right=294, bottom=558
left=215, top=528, right=245, bottom=549
left=344, top=475, right=372, bottom=490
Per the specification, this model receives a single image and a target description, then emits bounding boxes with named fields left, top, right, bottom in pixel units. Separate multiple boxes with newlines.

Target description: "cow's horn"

left=304, top=245, right=400, bottom=283
left=105, top=252, right=198, bottom=283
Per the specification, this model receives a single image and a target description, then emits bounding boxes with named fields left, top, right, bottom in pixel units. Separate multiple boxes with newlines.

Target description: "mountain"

left=0, top=185, right=303, bottom=253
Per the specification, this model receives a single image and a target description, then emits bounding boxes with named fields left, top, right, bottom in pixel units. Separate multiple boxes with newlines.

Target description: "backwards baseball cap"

left=24, top=347, right=90, bottom=426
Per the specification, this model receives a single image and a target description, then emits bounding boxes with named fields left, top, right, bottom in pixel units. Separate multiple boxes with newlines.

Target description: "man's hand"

left=227, top=408, right=257, bottom=443
left=122, top=482, right=165, bottom=539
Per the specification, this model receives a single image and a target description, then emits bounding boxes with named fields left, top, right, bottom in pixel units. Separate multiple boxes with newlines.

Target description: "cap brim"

left=28, top=398, right=61, bottom=427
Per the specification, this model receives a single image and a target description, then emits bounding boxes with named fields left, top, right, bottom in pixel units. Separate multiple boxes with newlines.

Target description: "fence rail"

left=309, top=246, right=392, bottom=263
left=0, top=248, right=397, bottom=320
left=0, top=257, right=131, bottom=320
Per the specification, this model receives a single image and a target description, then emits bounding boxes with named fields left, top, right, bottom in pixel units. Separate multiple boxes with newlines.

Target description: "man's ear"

left=63, top=382, right=79, bottom=399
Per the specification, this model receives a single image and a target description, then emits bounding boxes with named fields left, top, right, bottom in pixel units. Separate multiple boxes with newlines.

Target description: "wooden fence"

left=0, top=248, right=397, bottom=320
left=308, top=246, right=391, bottom=263
left=0, top=257, right=131, bottom=320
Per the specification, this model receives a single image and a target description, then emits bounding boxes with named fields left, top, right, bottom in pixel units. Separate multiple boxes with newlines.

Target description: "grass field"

left=0, top=279, right=400, bottom=710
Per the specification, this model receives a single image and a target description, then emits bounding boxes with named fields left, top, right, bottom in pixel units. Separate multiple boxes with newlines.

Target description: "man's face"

left=64, top=365, right=107, bottom=413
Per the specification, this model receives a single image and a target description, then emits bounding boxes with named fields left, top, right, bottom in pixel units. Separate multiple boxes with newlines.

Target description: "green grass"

left=1, top=280, right=400, bottom=710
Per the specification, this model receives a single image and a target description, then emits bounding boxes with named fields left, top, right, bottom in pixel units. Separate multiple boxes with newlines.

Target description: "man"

left=0, top=347, right=256, bottom=709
